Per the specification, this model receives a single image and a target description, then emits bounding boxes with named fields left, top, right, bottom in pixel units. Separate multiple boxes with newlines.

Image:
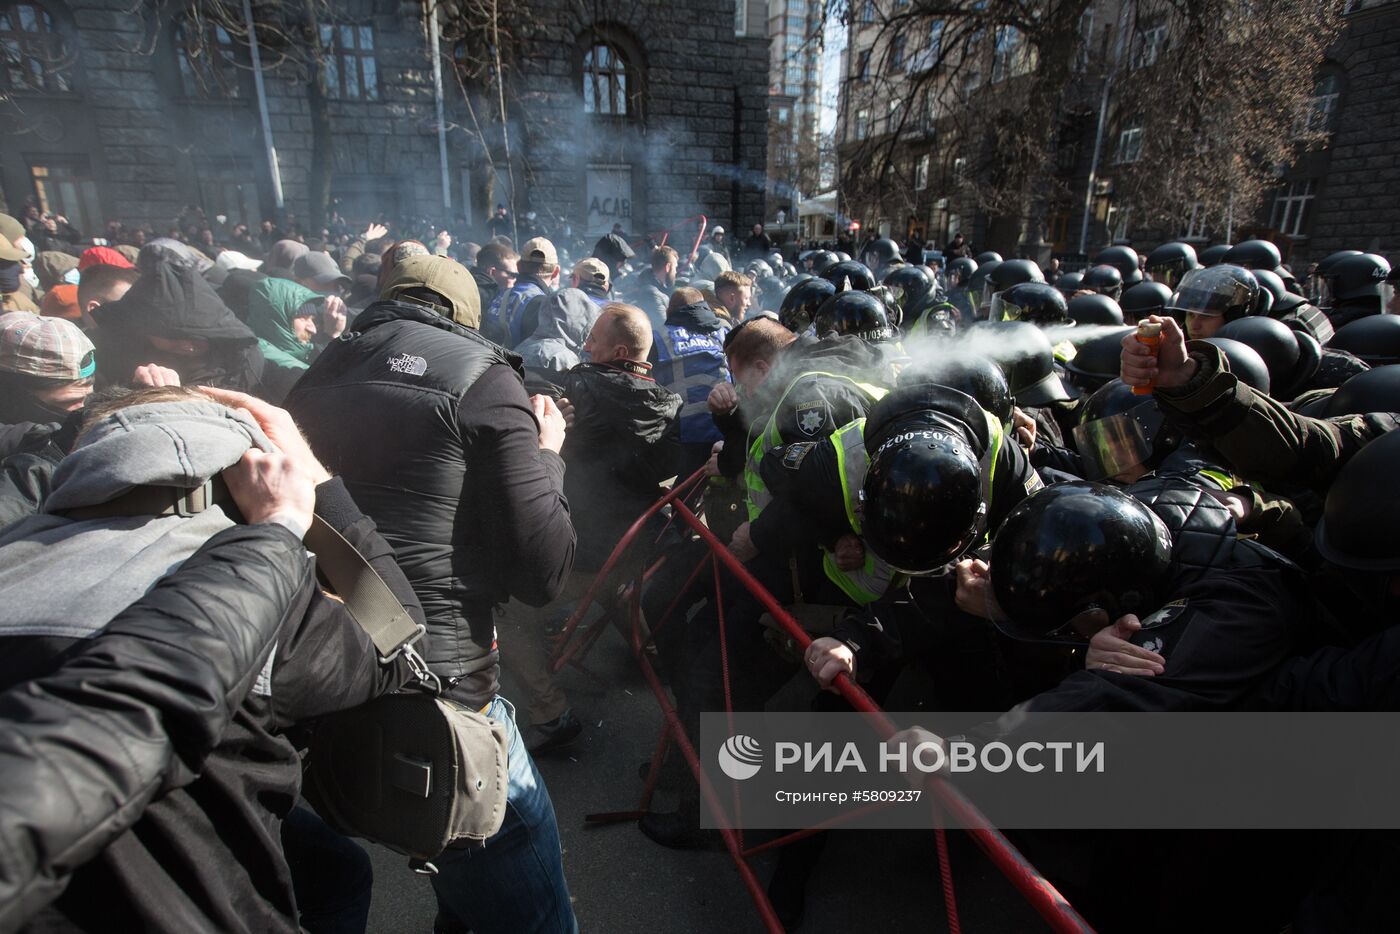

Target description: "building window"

left=915, top=153, right=929, bottom=190
left=174, top=16, right=243, bottom=98
left=776, top=105, right=790, bottom=125
left=853, top=107, right=869, bottom=140
left=1184, top=201, right=1207, bottom=239
left=960, top=68, right=981, bottom=97
left=891, top=35, right=906, bottom=71
left=859, top=0, right=876, bottom=24
left=855, top=48, right=870, bottom=80
left=583, top=43, right=632, bottom=115
left=1073, top=8, right=1094, bottom=72
left=1270, top=179, right=1316, bottom=237
left=1132, top=23, right=1168, bottom=69
left=0, top=2, right=71, bottom=93
left=992, top=27, right=1027, bottom=82
left=735, top=0, right=746, bottom=36
left=928, top=20, right=943, bottom=59
left=1297, top=73, right=1340, bottom=136
left=30, top=160, right=101, bottom=234
left=319, top=24, right=378, bottom=100
left=1115, top=115, right=1144, bottom=163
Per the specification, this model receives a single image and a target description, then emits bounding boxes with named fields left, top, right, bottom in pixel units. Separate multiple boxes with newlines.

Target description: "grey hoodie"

left=515, top=287, right=602, bottom=372
left=0, top=401, right=271, bottom=636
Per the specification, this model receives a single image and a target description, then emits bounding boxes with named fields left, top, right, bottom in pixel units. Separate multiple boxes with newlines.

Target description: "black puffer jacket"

left=557, top=361, right=682, bottom=570
left=287, top=300, right=576, bottom=707
left=0, top=524, right=311, bottom=932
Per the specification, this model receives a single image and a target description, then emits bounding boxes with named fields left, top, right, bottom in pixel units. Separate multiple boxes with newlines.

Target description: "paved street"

left=364, top=623, right=1047, bottom=933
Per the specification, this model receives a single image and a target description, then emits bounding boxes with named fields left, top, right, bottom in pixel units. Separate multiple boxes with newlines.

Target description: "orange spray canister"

left=1132, top=321, right=1163, bottom=395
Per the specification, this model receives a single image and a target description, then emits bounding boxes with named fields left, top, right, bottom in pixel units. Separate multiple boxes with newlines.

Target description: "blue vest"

left=652, top=323, right=730, bottom=444
left=485, top=279, right=546, bottom=347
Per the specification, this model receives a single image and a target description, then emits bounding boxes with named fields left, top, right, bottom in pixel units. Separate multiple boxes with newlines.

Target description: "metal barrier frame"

left=551, top=469, right=1094, bottom=933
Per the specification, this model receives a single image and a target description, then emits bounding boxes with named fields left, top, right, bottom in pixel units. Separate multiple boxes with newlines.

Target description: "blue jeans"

left=430, top=697, right=577, bottom=934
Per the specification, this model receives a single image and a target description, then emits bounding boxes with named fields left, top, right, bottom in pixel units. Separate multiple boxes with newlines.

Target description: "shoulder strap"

left=303, top=516, right=425, bottom=662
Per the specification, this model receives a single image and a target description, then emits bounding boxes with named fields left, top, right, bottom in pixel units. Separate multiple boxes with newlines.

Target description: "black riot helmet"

left=966, top=259, right=1001, bottom=297
left=1215, top=317, right=1311, bottom=396
left=861, top=427, right=988, bottom=573
left=1198, top=244, right=1233, bottom=267
left=993, top=281, right=1071, bottom=327
left=1067, top=293, right=1124, bottom=327
left=865, top=237, right=903, bottom=270
left=946, top=256, right=977, bottom=288
left=1330, top=315, right=1400, bottom=367
left=835, top=251, right=852, bottom=262
left=779, top=277, right=837, bottom=333
left=1095, top=245, right=1143, bottom=287
left=989, top=482, right=1173, bottom=641
left=1167, top=264, right=1259, bottom=324
left=813, top=290, right=894, bottom=342
left=983, top=259, right=1044, bottom=316
left=1324, top=365, right=1400, bottom=418
left=1064, top=326, right=1136, bottom=392
left=1328, top=253, right=1393, bottom=306
left=1221, top=239, right=1283, bottom=272
left=1145, top=242, right=1200, bottom=290
left=1120, top=281, right=1173, bottom=324
left=820, top=259, right=877, bottom=292
left=976, top=251, right=1003, bottom=265
left=746, top=259, right=774, bottom=281
left=1071, top=380, right=1173, bottom=481
left=1054, top=271, right=1084, bottom=298
left=807, top=250, right=839, bottom=275
left=1081, top=264, right=1124, bottom=301
left=1200, top=337, right=1272, bottom=394
left=899, top=355, right=1013, bottom=425
left=975, top=320, right=1071, bottom=405
left=756, top=274, right=787, bottom=313
left=882, top=264, right=936, bottom=321
left=1316, top=429, right=1400, bottom=572
left=1251, top=268, right=1288, bottom=308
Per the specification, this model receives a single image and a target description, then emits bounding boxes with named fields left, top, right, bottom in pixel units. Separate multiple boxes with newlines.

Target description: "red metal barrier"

left=553, top=469, right=1094, bottom=934
left=653, top=214, right=709, bottom=264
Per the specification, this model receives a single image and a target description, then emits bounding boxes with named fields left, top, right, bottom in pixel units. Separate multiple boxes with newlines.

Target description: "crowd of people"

left=0, top=193, right=1398, bottom=934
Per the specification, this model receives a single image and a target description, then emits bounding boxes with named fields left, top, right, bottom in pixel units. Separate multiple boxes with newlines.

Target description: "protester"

left=285, top=255, right=578, bottom=933
left=472, top=241, right=518, bottom=310
left=0, top=312, right=95, bottom=423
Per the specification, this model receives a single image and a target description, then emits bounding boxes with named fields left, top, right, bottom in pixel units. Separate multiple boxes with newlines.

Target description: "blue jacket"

left=652, top=299, right=730, bottom=444
left=483, top=274, right=550, bottom=347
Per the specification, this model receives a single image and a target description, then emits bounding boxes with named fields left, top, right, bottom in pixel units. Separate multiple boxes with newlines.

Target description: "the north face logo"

left=387, top=353, right=427, bottom=376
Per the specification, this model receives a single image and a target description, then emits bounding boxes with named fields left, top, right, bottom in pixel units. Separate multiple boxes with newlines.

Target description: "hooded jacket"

left=91, top=261, right=275, bottom=398
left=246, top=276, right=324, bottom=370
left=0, top=401, right=416, bottom=933
left=515, top=287, right=599, bottom=373
left=557, top=360, right=682, bottom=570
left=285, top=299, right=576, bottom=707
left=652, top=298, right=730, bottom=445
left=625, top=269, right=671, bottom=330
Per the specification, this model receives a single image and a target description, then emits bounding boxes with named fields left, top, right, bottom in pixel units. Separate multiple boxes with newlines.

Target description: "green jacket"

left=247, top=278, right=324, bottom=371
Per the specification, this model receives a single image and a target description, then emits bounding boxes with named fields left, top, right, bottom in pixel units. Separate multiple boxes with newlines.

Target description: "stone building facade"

left=0, top=0, right=769, bottom=245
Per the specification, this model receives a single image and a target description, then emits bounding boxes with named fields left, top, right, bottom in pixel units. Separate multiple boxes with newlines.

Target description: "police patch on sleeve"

left=796, top=401, right=827, bottom=436
left=781, top=442, right=817, bottom=470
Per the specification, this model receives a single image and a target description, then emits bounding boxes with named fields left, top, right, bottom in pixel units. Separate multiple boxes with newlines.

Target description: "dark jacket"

left=471, top=266, right=501, bottom=311
left=90, top=261, right=278, bottom=398
left=286, top=300, right=576, bottom=706
left=0, top=523, right=313, bottom=932
left=1, top=478, right=415, bottom=934
left=556, top=361, right=682, bottom=570
left=1155, top=341, right=1399, bottom=495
